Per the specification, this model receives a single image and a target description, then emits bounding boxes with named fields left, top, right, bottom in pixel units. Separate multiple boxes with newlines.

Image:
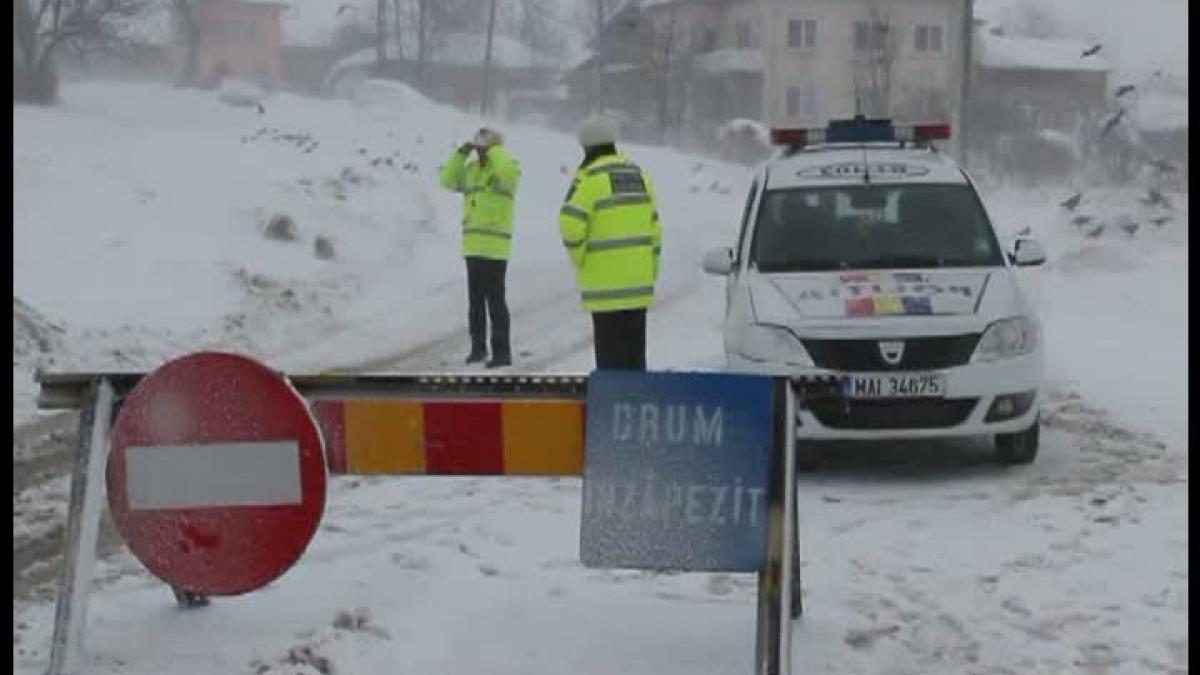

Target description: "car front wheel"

left=994, top=415, right=1040, bottom=465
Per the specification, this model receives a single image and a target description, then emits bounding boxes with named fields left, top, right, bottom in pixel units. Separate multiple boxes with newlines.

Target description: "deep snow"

left=13, top=80, right=1188, bottom=675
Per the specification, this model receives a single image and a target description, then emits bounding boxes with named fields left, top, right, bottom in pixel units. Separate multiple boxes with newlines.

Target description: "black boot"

left=465, top=350, right=486, bottom=364
left=486, top=354, right=512, bottom=369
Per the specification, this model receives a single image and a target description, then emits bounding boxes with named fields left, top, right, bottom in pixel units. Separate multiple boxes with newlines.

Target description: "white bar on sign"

left=125, top=441, right=303, bottom=510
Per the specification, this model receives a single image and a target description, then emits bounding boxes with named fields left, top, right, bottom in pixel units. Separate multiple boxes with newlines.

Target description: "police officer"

left=559, top=115, right=662, bottom=370
left=439, top=127, right=522, bottom=368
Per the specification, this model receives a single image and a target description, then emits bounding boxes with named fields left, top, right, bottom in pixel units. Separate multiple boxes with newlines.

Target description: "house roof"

left=329, top=32, right=558, bottom=83
left=976, top=31, right=1112, bottom=73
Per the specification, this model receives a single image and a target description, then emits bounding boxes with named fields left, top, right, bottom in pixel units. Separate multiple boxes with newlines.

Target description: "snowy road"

left=14, top=82, right=1188, bottom=674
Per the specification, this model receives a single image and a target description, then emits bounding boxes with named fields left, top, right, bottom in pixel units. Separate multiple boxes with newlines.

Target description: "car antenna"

left=853, top=97, right=872, bottom=186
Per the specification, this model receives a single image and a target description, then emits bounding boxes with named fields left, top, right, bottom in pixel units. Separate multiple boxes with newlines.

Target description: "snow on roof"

left=694, top=48, right=762, bottom=74
left=328, top=32, right=557, bottom=83
left=434, top=33, right=557, bottom=69
left=281, top=0, right=367, bottom=47
left=110, top=4, right=174, bottom=46
left=977, top=32, right=1111, bottom=73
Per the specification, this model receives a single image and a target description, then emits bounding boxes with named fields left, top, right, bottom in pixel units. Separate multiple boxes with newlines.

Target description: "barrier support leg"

left=46, top=378, right=114, bottom=675
left=755, top=379, right=797, bottom=675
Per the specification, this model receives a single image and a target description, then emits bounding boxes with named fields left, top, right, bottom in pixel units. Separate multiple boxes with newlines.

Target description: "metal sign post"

left=47, top=378, right=114, bottom=675
left=754, top=379, right=799, bottom=675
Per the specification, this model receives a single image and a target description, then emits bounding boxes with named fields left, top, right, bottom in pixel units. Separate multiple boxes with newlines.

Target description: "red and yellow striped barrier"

left=312, top=399, right=585, bottom=476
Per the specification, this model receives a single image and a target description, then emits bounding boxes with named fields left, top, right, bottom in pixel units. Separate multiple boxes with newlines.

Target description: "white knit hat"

left=472, top=127, right=503, bottom=147
left=577, top=114, right=619, bottom=147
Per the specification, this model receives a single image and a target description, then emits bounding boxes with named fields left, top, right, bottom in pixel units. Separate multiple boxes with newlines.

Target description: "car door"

left=728, top=175, right=762, bottom=313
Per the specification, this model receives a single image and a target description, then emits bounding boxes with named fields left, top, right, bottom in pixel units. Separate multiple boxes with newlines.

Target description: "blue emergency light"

left=770, top=116, right=951, bottom=148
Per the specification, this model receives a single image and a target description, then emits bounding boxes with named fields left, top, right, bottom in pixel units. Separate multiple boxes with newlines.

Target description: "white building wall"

left=760, top=0, right=966, bottom=132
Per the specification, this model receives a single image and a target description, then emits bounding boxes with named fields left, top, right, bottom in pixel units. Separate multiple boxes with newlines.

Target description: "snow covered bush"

left=217, top=78, right=267, bottom=109
left=716, top=119, right=771, bottom=166
left=314, top=235, right=336, bottom=261
left=263, top=213, right=299, bottom=242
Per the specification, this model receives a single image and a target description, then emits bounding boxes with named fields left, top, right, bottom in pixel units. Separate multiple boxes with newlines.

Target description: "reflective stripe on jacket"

left=439, top=145, right=521, bottom=260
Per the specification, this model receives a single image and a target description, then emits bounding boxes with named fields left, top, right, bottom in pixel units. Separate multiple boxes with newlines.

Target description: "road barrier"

left=36, top=352, right=839, bottom=675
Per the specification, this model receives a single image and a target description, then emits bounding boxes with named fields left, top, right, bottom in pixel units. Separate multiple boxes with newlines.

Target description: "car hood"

left=749, top=268, right=1020, bottom=336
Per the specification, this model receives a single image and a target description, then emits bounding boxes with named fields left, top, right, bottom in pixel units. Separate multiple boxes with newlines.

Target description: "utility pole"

left=593, top=0, right=606, bottom=113
left=375, top=0, right=387, bottom=67
left=959, top=0, right=974, bottom=166
left=481, top=0, right=499, bottom=115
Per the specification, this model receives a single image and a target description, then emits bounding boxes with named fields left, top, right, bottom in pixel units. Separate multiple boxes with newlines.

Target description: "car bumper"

left=727, top=352, right=1042, bottom=440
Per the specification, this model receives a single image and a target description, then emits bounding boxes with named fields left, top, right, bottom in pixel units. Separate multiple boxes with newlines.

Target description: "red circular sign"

left=107, top=352, right=327, bottom=596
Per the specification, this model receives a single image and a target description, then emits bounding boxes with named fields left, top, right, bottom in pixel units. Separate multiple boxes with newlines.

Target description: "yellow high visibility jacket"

left=439, top=145, right=521, bottom=260
left=558, top=152, right=662, bottom=312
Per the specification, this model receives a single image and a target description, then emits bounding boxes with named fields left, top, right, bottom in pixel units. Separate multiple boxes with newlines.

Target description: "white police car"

left=702, top=117, right=1047, bottom=467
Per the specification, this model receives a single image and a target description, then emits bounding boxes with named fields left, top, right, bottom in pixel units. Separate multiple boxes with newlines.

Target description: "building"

left=971, top=27, right=1110, bottom=133
left=172, top=0, right=288, bottom=87
left=567, top=0, right=971, bottom=147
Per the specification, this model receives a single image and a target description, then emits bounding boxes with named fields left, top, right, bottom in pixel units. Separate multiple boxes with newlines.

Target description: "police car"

left=702, top=117, right=1047, bottom=468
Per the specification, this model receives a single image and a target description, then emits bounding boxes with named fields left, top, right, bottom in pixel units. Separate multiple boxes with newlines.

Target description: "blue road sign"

left=580, top=370, right=775, bottom=571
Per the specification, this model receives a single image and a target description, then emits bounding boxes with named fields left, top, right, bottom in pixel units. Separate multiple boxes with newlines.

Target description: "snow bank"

left=981, top=181, right=1189, bottom=451
left=217, top=78, right=267, bottom=108
left=13, top=80, right=751, bottom=424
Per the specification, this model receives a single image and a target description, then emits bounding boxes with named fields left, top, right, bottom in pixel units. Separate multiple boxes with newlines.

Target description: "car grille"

left=807, top=398, right=979, bottom=430
left=801, top=334, right=981, bottom=371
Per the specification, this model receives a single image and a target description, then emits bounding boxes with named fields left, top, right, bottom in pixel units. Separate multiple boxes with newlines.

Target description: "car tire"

left=795, top=441, right=822, bottom=472
left=994, top=415, right=1040, bottom=465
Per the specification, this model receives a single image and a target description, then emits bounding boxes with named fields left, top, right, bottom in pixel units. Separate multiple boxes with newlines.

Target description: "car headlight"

left=972, top=316, right=1039, bottom=362
left=732, top=323, right=815, bottom=367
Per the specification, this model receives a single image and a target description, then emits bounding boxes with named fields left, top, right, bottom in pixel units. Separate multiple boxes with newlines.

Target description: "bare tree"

left=375, top=0, right=388, bottom=65
left=394, top=0, right=476, bottom=87
left=642, top=5, right=696, bottom=141
left=168, top=0, right=204, bottom=86
left=1002, top=0, right=1062, bottom=40
left=574, top=0, right=617, bottom=112
left=14, top=0, right=148, bottom=103
left=508, top=0, right=566, bottom=60
left=852, top=5, right=896, bottom=117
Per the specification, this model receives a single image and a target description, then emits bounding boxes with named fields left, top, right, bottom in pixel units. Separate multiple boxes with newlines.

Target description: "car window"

left=734, top=179, right=759, bottom=264
left=750, top=183, right=1005, bottom=272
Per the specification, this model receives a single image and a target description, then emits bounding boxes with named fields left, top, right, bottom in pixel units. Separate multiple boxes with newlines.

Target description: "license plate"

left=841, top=373, right=946, bottom=399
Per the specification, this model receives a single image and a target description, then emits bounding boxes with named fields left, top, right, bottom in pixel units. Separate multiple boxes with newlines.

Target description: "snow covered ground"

left=14, top=81, right=1188, bottom=674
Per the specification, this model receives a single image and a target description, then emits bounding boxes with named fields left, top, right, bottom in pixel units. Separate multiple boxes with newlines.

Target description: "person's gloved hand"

left=458, top=142, right=474, bottom=155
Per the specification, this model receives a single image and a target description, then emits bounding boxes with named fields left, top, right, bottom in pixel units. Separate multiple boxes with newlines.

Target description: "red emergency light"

left=901, top=123, right=953, bottom=142
left=770, top=128, right=819, bottom=146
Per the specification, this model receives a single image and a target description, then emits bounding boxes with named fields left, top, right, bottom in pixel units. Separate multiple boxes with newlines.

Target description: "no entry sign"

left=106, top=352, right=327, bottom=596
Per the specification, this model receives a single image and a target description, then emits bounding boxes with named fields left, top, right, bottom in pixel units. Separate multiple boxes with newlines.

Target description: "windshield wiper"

left=755, top=260, right=849, bottom=273
left=849, top=254, right=944, bottom=269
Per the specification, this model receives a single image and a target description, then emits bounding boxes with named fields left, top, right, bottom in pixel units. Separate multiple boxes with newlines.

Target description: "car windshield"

left=750, top=183, right=1005, bottom=272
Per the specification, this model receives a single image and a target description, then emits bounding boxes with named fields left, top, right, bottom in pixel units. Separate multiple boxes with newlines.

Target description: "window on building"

left=701, top=28, right=718, bottom=51
left=787, top=19, right=816, bottom=50
left=785, top=83, right=820, bottom=119
left=736, top=20, right=753, bottom=49
left=915, top=24, right=944, bottom=53
left=854, top=20, right=890, bottom=52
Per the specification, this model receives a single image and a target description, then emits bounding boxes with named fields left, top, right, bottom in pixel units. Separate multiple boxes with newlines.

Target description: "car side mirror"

left=1011, top=237, right=1047, bottom=267
left=702, top=247, right=735, bottom=275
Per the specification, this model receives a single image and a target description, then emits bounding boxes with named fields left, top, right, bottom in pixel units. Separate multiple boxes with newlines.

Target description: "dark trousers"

left=592, top=308, right=647, bottom=370
left=466, top=257, right=510, bottom=358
